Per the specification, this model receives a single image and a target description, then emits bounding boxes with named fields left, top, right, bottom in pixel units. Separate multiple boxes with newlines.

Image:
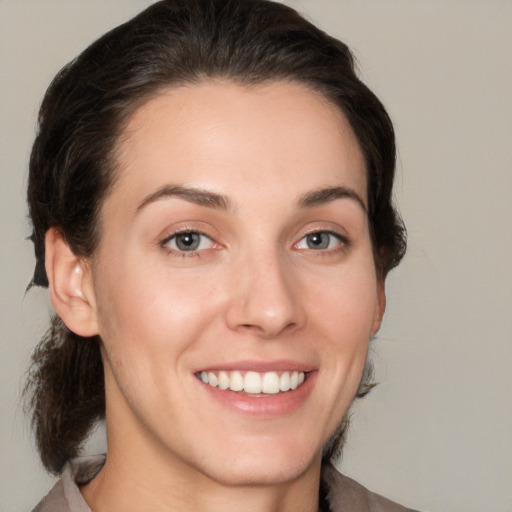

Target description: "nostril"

left=237, top=319, right=298, bottom=338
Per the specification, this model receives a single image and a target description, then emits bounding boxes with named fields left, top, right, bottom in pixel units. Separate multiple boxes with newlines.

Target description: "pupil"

left=177, top=233, right=199, bottom=250
left=307, top=233, right=328, bottom=249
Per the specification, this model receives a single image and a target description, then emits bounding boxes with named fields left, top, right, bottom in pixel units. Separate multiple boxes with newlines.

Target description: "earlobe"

left=45, top=227, right=99, bottom=337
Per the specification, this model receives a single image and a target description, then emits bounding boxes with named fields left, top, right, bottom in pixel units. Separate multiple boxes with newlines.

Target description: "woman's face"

left=88, top=80, right=384, bottom=486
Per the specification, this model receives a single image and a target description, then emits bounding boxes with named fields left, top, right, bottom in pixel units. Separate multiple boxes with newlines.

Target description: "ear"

left=45, top=227, right=99, bottom=337
left=370, top=277, right=386, bottom=337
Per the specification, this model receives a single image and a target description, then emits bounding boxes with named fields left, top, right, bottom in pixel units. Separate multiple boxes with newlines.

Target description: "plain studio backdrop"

left=1, top=1, right=511, bottom=511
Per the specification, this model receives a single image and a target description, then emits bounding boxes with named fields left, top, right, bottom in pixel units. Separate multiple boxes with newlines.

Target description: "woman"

left=26, top=0, right=412, bottom=510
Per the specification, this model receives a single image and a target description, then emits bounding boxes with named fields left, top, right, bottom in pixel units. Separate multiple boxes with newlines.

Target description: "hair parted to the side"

left=26, top=0, right=406, bottom=474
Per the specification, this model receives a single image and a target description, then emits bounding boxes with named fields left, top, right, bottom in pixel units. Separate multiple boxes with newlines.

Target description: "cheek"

left=93, top=257, right=224, bottom=359
left=302, top=259, right=378, bottom=402
left=92, top=267, right=219, bottom=416
left=305, top=262, right=379, bottom=341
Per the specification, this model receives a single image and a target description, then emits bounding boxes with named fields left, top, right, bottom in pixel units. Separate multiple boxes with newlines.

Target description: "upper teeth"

left=199, top=370, right=305, bottom=394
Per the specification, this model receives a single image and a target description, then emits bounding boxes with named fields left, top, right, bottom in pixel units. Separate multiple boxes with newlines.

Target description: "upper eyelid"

left=159, top=226, right=215, bottom=244
left=295, top=226, right=349, bottom=243
left=161, top=231, right=214, bottom=247
left=296, top=230, right=346, bottom=244
left=156, top=223, right=351, bottom=249
left=160, top=231, right=218, bottom=256
left=290, top=232, right=347, bottom=257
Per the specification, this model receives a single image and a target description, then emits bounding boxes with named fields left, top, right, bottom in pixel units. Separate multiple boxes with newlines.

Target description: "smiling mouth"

left=196, top=370, right=306, bottom=395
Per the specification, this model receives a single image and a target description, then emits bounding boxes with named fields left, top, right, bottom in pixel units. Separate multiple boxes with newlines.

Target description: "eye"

left=163, top=231, right=215, bottom=252
left=295, top=231, right=343, bottom=251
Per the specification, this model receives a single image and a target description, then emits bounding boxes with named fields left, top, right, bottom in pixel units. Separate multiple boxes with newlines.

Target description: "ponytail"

left=24, top=315, right=104, bottom=474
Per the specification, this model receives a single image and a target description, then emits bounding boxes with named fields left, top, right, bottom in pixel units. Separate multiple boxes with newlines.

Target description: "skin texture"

left=46, top=80, right=385, bottom=512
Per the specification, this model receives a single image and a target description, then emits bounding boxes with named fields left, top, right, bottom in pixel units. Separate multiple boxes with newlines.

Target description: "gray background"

left=1, top=1, right=511, bottom=511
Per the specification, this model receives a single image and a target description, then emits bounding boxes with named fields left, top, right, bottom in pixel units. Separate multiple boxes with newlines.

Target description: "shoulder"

left=322, top=462, right=422, bottom=512
left=31, top=455, right=105, bottom=512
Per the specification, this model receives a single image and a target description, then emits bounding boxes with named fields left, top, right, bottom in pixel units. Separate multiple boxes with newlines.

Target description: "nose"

left=225, top=251, right=306, bottom=338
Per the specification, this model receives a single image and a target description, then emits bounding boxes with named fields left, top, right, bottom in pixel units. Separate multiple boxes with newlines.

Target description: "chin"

left=201, top=458, right=316, bottom=488
left=193, top=436, right=322, bottom=487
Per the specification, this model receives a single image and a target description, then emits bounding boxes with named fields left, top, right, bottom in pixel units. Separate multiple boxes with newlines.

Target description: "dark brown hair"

left=25, top=0, right=406, bottom=474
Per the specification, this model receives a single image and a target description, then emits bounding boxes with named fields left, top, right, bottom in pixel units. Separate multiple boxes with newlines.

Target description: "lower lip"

left=198, top=372, right=316, bottom=417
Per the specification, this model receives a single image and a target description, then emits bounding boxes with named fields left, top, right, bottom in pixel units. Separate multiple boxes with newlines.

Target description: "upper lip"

left=194, top=360, right=316, bottom=374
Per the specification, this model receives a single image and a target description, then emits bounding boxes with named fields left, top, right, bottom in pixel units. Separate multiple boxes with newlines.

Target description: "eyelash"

left=160, top=230, right=217, bottom=258
left=294, top=230, right=348, bottom=253
left=160, top=228, right=348, bottom=259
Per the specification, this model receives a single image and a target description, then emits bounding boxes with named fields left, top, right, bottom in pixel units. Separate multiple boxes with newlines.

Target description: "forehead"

left=109, top=80, right=367, bottom=213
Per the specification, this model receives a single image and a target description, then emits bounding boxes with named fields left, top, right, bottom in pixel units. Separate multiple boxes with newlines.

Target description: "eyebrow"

left=136, top=184, right=366, bottom=215
left=298, top=186, right=367, bottom=212
left=136, top=185, right=232, bottom=213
